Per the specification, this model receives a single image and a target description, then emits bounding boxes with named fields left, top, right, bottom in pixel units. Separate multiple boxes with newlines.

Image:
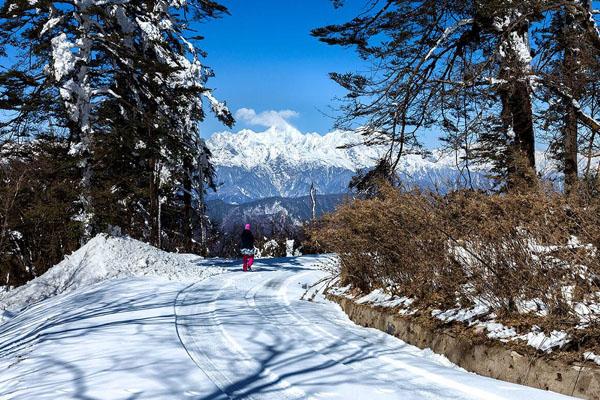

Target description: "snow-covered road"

left=174, top=257, right=572, bottom=400
left=0, top=255, right=575, bottom=399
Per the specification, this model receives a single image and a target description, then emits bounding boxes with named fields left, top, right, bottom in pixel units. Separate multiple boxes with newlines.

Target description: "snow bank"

left=0, top=234, right=226, bottom=316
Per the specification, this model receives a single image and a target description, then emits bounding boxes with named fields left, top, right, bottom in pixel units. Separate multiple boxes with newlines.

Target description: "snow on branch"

left=540, top=78, right=600, bottom=132
left=424, top=18, right=474, bottom=62
left=204, top=91, right=233, bottom=127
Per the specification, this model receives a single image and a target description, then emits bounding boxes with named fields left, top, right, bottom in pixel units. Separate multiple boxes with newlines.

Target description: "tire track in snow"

left=174, top=274, right=306, bottom=400
left=260, top=271, right=540, bottom=400
left=174, top=282, right=231, bottom=400
left=246, top=273, right=464, bottom=399
left=175, top=263, right=574, bottom=400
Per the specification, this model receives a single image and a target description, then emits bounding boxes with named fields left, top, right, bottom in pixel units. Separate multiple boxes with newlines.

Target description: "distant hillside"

left=206, top=194, right=347, bottom=232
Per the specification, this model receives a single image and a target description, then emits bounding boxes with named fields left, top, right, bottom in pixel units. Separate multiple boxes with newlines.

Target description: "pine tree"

left=536, top=0, right=600, bottom=193
left=0, top=0, right=234, bottom=247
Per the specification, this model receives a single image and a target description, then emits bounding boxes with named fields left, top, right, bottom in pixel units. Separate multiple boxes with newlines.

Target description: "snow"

left=207, top=126, right=494, bottom=176
left=574, top=302, right=600, bottom=324
left=516, top=298, right=548, bottom=316
left=431, top=301, right=570, bottom=352
left=207, top=125, right=577, bottom=203
left=424, top=19, right=473, bottom=62
left=482, top=322, right=518, bottom=341
left=0, top=279, right=225, bottom=399
left=432, top=302, right=490, bottom=323
left=344, top=285, right=574, bottom=353
left=0, top=310, right=14, bottom=324
left=583, top=352, right=600, bottom=366
left=204, top=90, right=231, bottom=124
left=329, top=284, right=352, bottom=297
left=0, top=252, right=576, bottom=399
left=50, top=33, right=75, bottom=81
left=286, top=239, right=295, bottom=257
left=208, top=127, right=385, bottom=171
left=356, top=288, right=414, bottom=308
left=524, top=328, right=570, bottom=353
left=508, top=30, right=532, bottom=66
left=40, top=16, right=62, bottom=36
left=0, top=234, right=226, bottom=316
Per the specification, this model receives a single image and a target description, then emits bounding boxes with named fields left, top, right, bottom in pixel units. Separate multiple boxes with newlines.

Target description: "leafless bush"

left=309, top=184, right=600, bottom=332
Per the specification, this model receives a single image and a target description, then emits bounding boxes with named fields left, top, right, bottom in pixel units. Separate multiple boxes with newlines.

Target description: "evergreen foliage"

left=0, top=0, right=233, bottom=285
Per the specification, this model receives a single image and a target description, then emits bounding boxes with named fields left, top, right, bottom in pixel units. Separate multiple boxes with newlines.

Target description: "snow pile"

left=574, top=302, right=600, bottom=325
left=0, top=234, right=226, bottom=316
left=329, top=284, right=353, bottom=298
left=584, top=352, right=600, bottom=366
left=480, top=322, right=518, bottom=341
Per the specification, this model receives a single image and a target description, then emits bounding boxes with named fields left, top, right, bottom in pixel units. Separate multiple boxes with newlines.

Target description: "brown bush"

left=309, top=184, right=600, bottom=331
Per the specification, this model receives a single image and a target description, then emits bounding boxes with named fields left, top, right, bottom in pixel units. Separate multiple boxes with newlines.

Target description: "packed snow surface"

left=0, top=244, right=576, bottom=399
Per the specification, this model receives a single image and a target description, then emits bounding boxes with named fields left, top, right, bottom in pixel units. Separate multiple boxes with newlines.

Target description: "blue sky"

left=197, top=0, right=369, bottom=137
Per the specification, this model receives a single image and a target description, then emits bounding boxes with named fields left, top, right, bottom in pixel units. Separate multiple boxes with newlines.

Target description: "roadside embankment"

left=328, top=293, right=600, bottom=400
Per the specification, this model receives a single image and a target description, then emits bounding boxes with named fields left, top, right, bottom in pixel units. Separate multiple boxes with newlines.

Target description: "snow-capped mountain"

left=207, top=128, right=377, bottom=203
left=206, top=127, right=490, bottom=204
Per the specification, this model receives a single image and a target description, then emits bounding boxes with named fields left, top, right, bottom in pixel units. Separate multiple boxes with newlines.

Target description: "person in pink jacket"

left=240, top=224, right=255, bottom=272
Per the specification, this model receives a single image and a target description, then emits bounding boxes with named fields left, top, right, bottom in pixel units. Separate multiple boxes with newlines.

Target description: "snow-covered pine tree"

left=0, top=0, right=233, bottom=247
left=0, top=0, right=120, bottom=240
left=478, top=1, right=537, bottom=189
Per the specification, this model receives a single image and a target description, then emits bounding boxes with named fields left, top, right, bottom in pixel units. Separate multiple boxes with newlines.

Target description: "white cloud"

left=234, top=108, right=300, bottom=133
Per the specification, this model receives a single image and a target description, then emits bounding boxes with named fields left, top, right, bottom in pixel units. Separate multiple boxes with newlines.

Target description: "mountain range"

left=206, top=194, right=346, bottom=233
left=206, top=127, right=492, bottom=205
left=203, top=126, right=498, bottom=230
left=204, top=124, right=569, bottom=229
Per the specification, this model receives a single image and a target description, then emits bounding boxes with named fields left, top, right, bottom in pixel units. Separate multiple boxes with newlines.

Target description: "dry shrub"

left=309, top=183, right=600, bottom=330
left=310, top=185, right=463, bottom=305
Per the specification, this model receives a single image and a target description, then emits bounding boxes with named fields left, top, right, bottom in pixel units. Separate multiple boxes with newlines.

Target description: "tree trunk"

left=561, top=8, right=581, bottom=195
left=563, top=103, right=579, bottom=194
left=498, top=20, right=537, bottom=189
left=310, top=183, right=317, bottom=221
left=182, top=156, right=193, bottom=252
left=68, top=121, right=94, bottom=244
left=149, top=157, right=160, bottom=247
left=510, top=79, right=536, bottom=175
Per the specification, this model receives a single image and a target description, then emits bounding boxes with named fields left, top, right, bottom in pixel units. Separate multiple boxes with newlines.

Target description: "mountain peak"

left=208, top=128, right=381, bottom=171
